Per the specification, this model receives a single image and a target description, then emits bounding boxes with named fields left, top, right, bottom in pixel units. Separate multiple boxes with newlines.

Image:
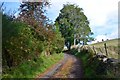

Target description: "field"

left=91, top=38, right=119, bottom=47
left=89, top=38, right=120, bottom=59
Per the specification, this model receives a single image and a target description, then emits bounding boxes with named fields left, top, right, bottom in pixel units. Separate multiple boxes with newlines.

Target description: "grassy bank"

left=2, top=52, right=64, bottom=78
left=71, top=48, right=97, bottom=78
left=70, top=47, right=119, bottom=78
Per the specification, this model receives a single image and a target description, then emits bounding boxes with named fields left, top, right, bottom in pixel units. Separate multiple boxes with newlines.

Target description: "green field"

left=91, top=38, right=119, bottom=47
left=89, top=38, right=119, bottom=59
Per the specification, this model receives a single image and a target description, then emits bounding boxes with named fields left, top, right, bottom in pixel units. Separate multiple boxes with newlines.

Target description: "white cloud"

left=92, top=35, right=108, bottom=43
left=81, top=0, right=118, bottom=27
left=107, top=31, right=118, bottom=39
left=91, top=29, right=118, bottom=44
left=48, top=0, right=118, bottom=26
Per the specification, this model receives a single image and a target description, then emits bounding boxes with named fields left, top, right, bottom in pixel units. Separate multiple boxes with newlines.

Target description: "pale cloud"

left=92, top=35, right=108, bottom=43
left=92, top=14, right=118, bottom=37
left=91, top=23, right=118, bottom=44
left=48, top=0, right=118, bottom=27
left=79, top=0, right=118, bottom=27
left=91, top=30, right=118, bottom=44
left=107, top=31, right=118, bottom=39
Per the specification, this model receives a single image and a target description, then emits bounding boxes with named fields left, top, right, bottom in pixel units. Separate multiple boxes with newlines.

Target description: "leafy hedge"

left=3, top=14, right=43, bottom=68
left=2, top=14, right=65, bottom=75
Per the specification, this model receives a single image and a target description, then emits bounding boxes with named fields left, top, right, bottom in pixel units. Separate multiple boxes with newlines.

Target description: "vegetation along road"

left=37, top=51, right=83, bottom=78
left=2, top=1, right=119, bottom=78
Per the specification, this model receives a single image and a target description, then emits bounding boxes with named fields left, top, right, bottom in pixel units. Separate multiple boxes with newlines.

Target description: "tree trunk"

left=74, top=38, right=76, bottom=46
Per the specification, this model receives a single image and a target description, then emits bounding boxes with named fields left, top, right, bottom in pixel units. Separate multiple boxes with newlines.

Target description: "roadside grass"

left=68, top=38, right=119, bottom=78
left=2, top=52, right=64, bottom=78
left=70, top=48, right=95, bottom=77
left=70, top=47, right=120, bottom=78
left=70, top=48, right=107, bottom=78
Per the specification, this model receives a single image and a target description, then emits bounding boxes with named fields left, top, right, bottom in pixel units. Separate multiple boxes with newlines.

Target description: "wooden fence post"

left=93, top=46, right=96, bottom=55
left=104, top=43, right=108, bottom=57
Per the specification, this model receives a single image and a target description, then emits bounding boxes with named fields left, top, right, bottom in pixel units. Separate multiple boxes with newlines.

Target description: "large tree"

left=55, top=4, right=94, bottom=50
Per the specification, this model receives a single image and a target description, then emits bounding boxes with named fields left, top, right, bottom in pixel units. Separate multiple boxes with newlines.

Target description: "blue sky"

left=1, top=0, right=119, bottom=43
left=1, top=2, right=20, bottom=16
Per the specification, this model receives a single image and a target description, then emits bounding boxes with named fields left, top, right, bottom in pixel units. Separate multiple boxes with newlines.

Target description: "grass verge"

left=70, top=48, right=105, bottom=78
left=2, top=52, right=64, bottom=78
left=70, top=48, right=120, bottom=78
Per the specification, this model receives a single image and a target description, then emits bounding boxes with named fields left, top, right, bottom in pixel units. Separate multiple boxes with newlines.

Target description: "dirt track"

left=37, top=51, right=83, bottom=78
left=53, top=52, right=83, bottom=78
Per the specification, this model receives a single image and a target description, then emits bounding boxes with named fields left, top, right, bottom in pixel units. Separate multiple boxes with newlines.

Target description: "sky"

left=1, top=0, right=119, bottom=43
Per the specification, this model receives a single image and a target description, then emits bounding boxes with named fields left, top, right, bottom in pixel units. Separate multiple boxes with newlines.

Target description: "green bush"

left=2, top=14, right=44, bottom=69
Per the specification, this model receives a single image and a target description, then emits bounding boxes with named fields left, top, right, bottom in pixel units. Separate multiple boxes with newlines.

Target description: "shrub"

left=2, top=14, right=44, bottom=69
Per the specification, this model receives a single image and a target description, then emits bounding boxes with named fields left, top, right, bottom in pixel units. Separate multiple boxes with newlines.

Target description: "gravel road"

left=39, top=52, right=83, bottom=78
left=67, top=54, right=83, bottom=78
